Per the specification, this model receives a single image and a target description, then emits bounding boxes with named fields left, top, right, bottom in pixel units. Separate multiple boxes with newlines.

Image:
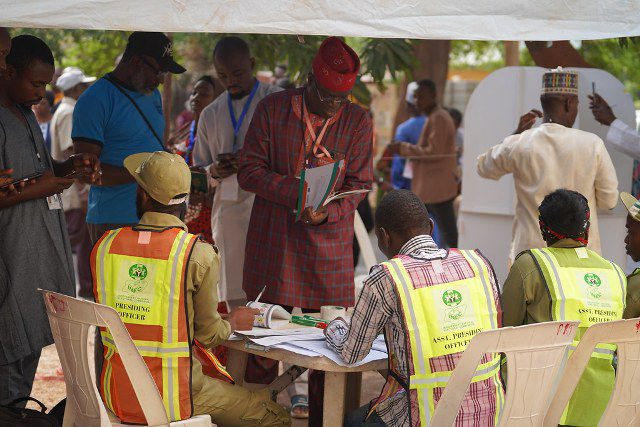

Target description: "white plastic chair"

left=39, top=289, right=212, bottom=427
left=544, top=318, right=640, bottom=427
left=431, top=321, right=579, bottom=426
left=354, top=210, right=377, bottom=271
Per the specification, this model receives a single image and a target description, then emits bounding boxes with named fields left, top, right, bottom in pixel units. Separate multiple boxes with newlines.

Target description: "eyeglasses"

left=313, top=81, right=350, bottom=106
left=139, top=56, right=168, bottom=78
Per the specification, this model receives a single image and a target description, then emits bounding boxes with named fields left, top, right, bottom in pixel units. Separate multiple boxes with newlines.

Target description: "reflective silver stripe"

left=167, top=357, right=175, bottom=420
left=167, top=231, right=188, bottom=421
left=167, top=232, right=188, bottom=344
left=568, top=344, right=615, bottom=356
left=538, top=249, right=566, bottom=319
left=388, top=260, right=426, bottom=376
left=464, top=251, right=496, bottom=330
left=389, top=259, right=434, bottom=424
left=103, top=337, right=189, bottom=354
left=98, top=231, right=118, bottom=305
left=422, top=391, right=431, bottom=426
left=411, top=356, right=501, bottom=386
left=609, top=261, right=626, bottom=306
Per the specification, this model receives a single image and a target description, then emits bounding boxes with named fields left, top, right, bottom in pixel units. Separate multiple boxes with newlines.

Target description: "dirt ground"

left=32, top=343, right=386, bottom=426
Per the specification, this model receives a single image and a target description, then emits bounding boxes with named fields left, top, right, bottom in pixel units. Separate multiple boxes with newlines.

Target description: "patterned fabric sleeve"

left=324, top=265, right=394, bottom=364
left=237, top=98, right=300, bottom=209
left=326, top=111, right=374, bottom=223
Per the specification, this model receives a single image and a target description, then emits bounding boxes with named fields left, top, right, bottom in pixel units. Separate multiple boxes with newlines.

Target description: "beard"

left=131, top=69, right=156, bottom=95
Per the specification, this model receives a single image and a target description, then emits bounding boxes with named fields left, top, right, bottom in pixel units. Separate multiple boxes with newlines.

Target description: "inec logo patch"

left=442, top=289, right=462, bottom=307
left=126, top=264, right=149, bottom=293
left=583, top=273, right=603, bottom=299
left=442, top=289, right=464, bottom=321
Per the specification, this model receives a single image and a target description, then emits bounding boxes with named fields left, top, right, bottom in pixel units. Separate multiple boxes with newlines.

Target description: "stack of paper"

left=233, top=329, right=388, bottom=367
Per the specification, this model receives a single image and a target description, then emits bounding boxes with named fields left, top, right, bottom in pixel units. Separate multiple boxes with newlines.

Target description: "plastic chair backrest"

left=39, top=289, right=170, bottom=427
left=354, top=210, right=377, bottom=271
left=431, top=321, right=579, bottom=426
left=544, top=318, right=640, bottom=427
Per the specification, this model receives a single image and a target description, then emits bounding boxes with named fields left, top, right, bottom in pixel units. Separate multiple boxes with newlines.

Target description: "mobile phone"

left=592, top=82, right=596, bottom=98
left=190, top=170, right=209, bottom=194
left=0, top=171, right=43, bottom=189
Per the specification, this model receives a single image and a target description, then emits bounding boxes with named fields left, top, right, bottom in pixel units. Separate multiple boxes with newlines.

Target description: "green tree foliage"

left=12, top=28, right=128, bottom=77
left=581, top=38, right=640, bottom=97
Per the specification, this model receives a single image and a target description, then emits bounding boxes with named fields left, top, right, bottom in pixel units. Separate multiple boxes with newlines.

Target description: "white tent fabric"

left=2, top=0, right=640, bottom=40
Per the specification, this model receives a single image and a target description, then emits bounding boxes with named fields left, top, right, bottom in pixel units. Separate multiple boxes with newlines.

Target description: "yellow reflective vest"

left=380, top=249, right=504, bottom=426
left=92, top=226, right=197, bottom=423
left=528, top=246, right=626, bottom=426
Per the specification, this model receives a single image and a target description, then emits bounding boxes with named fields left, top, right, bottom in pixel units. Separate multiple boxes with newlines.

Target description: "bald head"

left=213, top=36, right=250, bottom=62
left=0, top=28, right=11, bottom=73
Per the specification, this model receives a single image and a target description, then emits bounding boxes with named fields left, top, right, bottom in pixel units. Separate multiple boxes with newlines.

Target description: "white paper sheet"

left=249, top=333, right=326, bottom=347
left=234, top=327, right=318, bottom=337
left=282, top=339, right=387, bottom=367
left=219, top=175, right=239, bottom=201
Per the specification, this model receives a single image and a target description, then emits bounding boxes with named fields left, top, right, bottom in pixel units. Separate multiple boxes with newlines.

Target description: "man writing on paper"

left=501, top=189, right=625, bottom=425
left=194, top=36, right=280, bottom=304
left=477, top=68, right=619, bottom=265
left=92, top=151, right=289, bottom=426
left=325, top=190, right=503, bottom=426
left=238, top=36, right=373, bottom=424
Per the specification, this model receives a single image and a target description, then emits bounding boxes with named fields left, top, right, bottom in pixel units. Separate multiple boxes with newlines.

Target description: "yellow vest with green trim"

left=92, top=226, right=197, bottom=424
left=528, top=246, right=626, bottom=426
left=382, top=249, right=504, bottom=427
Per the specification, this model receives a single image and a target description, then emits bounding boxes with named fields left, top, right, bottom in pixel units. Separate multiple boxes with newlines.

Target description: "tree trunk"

left=392, top=40, right=451, bottom=136
left=525, top=41, right=593, bottom=68
left=504, top=41, right=520, bottom=66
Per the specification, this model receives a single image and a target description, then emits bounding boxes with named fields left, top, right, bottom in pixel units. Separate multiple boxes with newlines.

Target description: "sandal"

left=290, top=395, right=309, bottom=419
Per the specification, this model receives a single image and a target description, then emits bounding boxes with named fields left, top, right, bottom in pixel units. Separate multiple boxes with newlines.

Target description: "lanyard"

left=301, top=95, right=333, bottom=161
left=185, top=121, right=196, bottom=165
left=227, top=79, right=260, bottom=152
left=18, top=106, right=45, bottom=171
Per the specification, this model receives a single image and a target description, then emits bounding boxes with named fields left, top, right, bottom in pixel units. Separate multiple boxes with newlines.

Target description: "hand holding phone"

left=0, top=171, right=43, bottom=190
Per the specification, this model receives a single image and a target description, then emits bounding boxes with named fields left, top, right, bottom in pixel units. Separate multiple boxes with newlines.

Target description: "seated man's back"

left=92, top=151, right=290, bottom=426
left=326, top=190, right=504, bottom=427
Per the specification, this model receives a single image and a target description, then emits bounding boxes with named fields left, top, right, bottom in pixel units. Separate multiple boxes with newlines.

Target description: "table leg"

left=226, top=348, right=248, bottom=387
left=344, top=372, right=362, bottom=413
left=323, top=371, right=347, bottom=427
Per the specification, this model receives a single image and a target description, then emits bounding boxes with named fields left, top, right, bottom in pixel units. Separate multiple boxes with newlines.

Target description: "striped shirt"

left=325, top=235, right=503, bottom=426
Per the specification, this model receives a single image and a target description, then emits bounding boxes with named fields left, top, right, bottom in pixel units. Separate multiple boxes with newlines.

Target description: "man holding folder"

left=237, top=36, right=373, bottom=424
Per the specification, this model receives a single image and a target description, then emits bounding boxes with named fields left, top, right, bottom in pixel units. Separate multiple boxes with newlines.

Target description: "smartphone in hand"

left=0, top=171, right=43, bottom=189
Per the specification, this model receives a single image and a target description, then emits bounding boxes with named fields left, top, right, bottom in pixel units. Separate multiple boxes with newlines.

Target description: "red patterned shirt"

left=325, top=235, right=503, bottom=426
left=237, top=88, right=373, bottom=309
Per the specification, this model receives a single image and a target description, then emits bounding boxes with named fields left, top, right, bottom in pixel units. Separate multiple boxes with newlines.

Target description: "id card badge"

left=46, top=194, right=63, bottom=210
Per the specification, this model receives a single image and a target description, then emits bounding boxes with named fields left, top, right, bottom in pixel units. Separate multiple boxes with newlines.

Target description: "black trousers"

left=0, top=349, right=42, bottom=407
left=426, top=198, right=458, bottom=248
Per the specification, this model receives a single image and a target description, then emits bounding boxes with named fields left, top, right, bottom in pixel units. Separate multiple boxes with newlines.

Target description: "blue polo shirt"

left=392, top=115, right=426, bottom=190
left=72, top=74, right=164, bottom=224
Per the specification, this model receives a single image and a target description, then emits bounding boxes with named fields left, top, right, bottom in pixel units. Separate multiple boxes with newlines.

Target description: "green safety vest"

left=528, top=246, right=626, bottom=426
left=384, top=250, right=504, bottom=426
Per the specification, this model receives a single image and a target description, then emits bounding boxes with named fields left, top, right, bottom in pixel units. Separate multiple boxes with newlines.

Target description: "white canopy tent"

left=2, top=0, right=640, bottom=40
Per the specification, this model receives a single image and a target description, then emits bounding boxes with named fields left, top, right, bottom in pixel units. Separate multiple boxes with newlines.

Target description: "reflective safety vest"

left=528, top=247, right=626, bottom=426
left=92, top=226, right=197, bottom=423
left=381, top=250, right=504, bottom=427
